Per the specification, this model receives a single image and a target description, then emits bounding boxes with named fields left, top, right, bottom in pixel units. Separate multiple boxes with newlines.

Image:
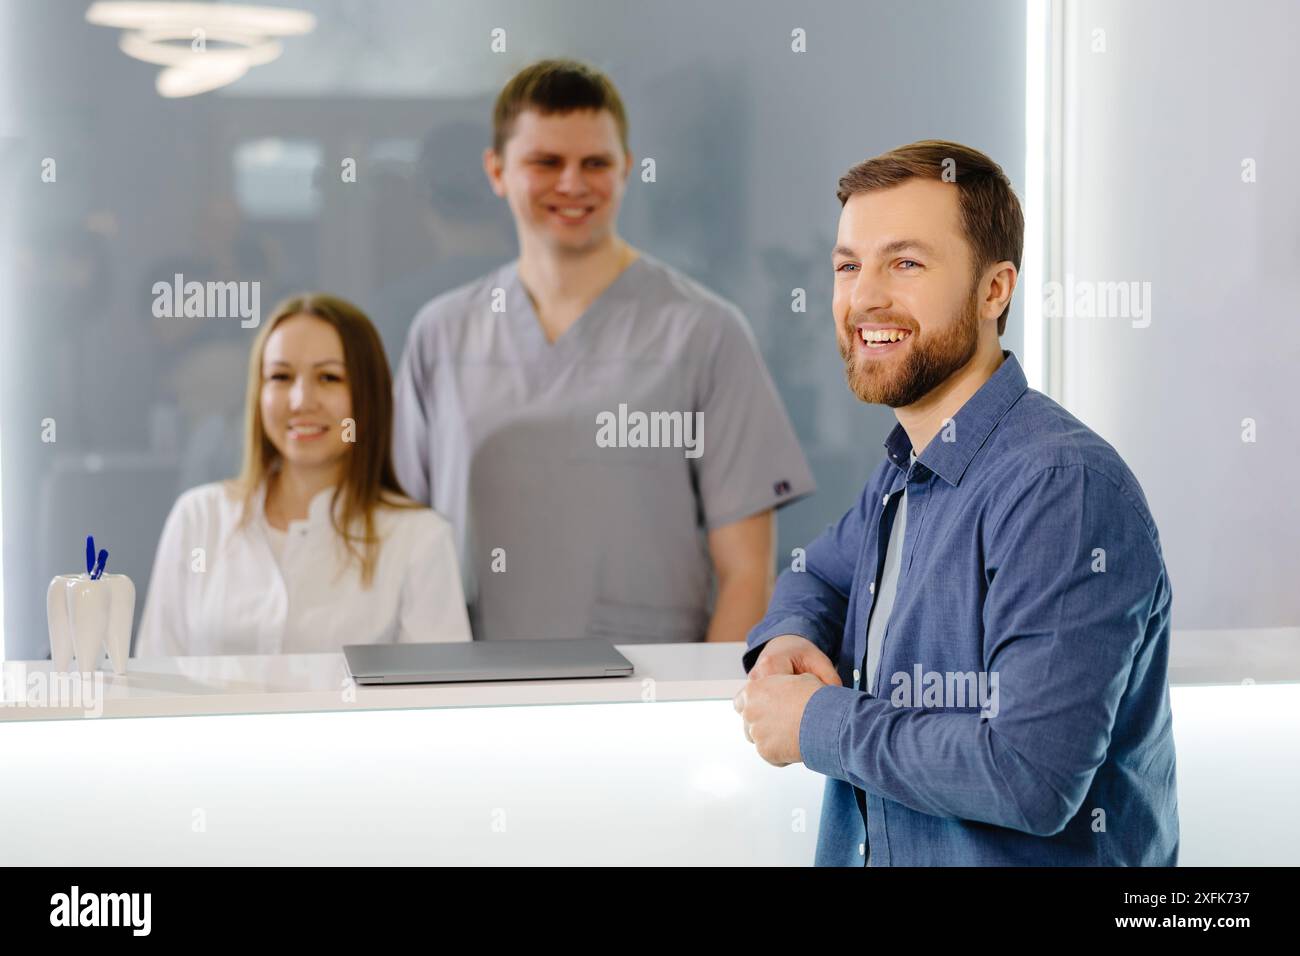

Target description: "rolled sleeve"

left=693, top=306, right=815, bottom=529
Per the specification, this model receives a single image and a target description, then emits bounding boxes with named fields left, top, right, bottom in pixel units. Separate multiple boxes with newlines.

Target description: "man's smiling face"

left=487, top=108, right=630, bottom=255
left=832, top=178, right=986, bottom=408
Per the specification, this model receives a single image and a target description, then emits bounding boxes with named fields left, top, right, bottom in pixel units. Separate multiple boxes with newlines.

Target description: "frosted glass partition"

left=0, top=0, right=1027, bottom=660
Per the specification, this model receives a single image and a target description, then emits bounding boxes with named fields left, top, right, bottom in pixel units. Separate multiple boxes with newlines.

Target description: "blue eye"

left=835, top=262, right=859, bottom=273
left=898, top=259, right=921, bottom=270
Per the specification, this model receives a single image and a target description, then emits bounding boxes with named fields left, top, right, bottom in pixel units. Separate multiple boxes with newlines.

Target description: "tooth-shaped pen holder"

left=46, top=573, right=135, bottom=674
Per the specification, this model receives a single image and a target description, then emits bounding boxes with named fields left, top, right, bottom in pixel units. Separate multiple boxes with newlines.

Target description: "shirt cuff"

left=743, top=615, right=836, bottom=673
left=798, top=683, right=858, bottom=781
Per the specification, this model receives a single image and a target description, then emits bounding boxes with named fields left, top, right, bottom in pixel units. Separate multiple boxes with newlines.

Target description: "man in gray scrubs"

left=393, top=59, right=814, bottom=643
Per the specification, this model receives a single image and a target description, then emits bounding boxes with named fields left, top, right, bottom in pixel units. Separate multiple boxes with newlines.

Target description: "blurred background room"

left=1, top=0, right=1296, bottom=672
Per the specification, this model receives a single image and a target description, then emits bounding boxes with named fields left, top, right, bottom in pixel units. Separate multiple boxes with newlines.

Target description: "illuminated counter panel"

left=0, top=637, right=1295, bottom=865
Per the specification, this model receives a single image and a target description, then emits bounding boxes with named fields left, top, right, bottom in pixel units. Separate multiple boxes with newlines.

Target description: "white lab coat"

left=135, top=481, right=472, bottom=656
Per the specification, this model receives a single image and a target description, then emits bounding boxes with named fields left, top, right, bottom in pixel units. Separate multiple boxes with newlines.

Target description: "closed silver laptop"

left=343, top=638, right=635, bottom=685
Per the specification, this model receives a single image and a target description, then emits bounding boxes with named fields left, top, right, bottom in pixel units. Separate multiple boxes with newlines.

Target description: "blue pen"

left=85, top=535, right=96, bottom=577
left=92, top=549, right=109, bottom=580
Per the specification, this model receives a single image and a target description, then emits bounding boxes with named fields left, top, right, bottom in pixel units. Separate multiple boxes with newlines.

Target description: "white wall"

left=1057, top=0, right=1300, bottom=631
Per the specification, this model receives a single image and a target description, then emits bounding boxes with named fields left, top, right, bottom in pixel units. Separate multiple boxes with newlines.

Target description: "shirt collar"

left=304, top=486, right=338, bottom=526
left=252, top=477, right=340, bottom=530
left=882, top=349, right=1029, bottom=487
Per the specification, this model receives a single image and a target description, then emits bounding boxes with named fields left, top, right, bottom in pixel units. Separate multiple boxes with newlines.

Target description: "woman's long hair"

left=232, top=292, right=417, bottom=587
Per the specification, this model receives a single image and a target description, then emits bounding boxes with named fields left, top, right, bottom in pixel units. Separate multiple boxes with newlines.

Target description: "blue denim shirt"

left=745, top=351, right=1178, bottom=866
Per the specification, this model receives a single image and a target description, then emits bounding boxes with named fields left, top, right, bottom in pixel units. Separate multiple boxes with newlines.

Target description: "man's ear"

left=981, top=261, right=1018, bottom=322
left=482, top=147, right=506, bottom=197
left=623, top=150, right=635, bottom=184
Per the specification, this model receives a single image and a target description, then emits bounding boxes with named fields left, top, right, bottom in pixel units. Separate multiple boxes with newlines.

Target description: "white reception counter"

left=0, top=633, right=1297, bottom=865
left=0, top=642, right=744, bottom=721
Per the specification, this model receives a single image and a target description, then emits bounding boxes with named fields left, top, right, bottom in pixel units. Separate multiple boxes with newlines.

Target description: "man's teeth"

left=555, top=207, right=589, bottom=218
left=861, top=328, right=912, bottom=344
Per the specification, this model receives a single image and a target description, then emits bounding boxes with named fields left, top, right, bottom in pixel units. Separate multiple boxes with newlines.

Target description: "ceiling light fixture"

left=86, top=2, right=315, bottom=98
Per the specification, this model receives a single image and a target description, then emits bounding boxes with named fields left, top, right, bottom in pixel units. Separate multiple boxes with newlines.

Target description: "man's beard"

left=838, top=286, right=981, bottom=408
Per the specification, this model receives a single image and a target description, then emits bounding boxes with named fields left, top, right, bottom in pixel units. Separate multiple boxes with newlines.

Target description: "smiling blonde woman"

left=136, top=293, right=471, bottom=656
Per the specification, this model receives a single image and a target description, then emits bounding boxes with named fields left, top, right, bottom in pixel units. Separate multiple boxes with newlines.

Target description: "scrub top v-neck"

left=508, top=254, right=645, bottom=373
left=393, top=252, right=816, bottom=644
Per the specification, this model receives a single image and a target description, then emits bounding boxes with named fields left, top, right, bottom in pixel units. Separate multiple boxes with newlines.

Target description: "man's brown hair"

left=491, top=58, right=629, bottom=156
left=836, top=140, right=1024, bottom=335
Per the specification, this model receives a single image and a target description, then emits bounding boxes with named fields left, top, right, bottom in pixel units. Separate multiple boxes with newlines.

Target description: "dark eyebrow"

left=523, top=150, right=615, bottom=163
left=832, top=239, right=940, bottom=261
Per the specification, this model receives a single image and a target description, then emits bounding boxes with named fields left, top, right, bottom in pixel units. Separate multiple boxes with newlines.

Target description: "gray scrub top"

left=392, top=253, right=815, bottom=642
